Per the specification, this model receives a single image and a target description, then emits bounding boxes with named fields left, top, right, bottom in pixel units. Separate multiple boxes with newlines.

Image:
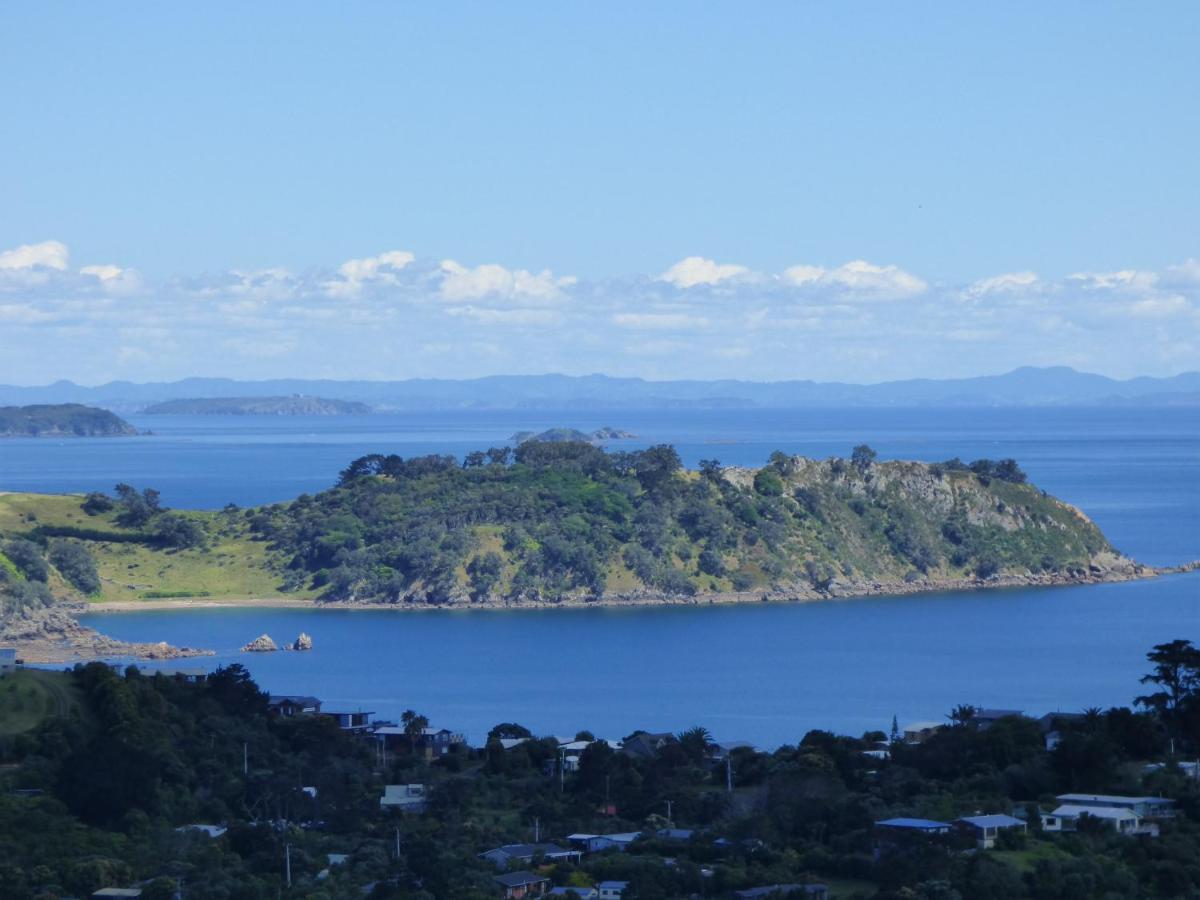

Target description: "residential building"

left=1054, top=793, right=1175, bottom=819
left=267, top=695, right=322, bottom=717
left=380, top=784, right=427, bottom=812
left=901, top=721, right=943, bottom=744
left=970, top=709, right=1024, bottom=730
left=621, top=731, right=674, bottom=759
left=481, top=843, right=581, bottom=870
left=955, top=814, right=1026, bottom=848
left=494, top=871, right=550, bottom=899
left=1, top=648, right=19, bottom=675
left=875, top=817, right=953, bottom=835
left=598, top=881, right=629, bottom=899
left=1041, top=804, right=1142, bottom=834
left=548, top=889, right=598, bottom=899
left=320, top=710, right=375, bottom=732
left=564, top=832, right=641, bottom=853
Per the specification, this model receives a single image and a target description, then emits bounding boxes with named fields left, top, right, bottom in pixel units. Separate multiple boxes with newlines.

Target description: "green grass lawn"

left=0, top=669, right=84, bottom=736
left=0, top=492, right=299, bottom=604
left=991, top=836, right=1072, bottom=872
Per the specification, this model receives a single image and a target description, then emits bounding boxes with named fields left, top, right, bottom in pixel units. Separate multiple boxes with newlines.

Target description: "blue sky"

left=1, top=3, right=1197, bottom=384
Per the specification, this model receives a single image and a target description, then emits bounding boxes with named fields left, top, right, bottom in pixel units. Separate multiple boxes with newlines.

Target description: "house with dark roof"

left=621, top=731, right=674, bottom=759
left=956, top=814, right=1026, bottom=848
left=320, top=709, right=375, bottom=732
left=970, top=709, right=1024, bottom=730
left=494, top=871, right=550, bottom=899
left=266, top=695, right=321, bottom=717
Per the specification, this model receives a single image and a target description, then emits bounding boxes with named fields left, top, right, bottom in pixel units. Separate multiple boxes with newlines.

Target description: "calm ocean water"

left=4, top=406, right=1196, bottom=745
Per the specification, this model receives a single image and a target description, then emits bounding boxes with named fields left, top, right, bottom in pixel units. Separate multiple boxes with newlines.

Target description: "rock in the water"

left=292, top=632, right=313, bottom=651
left=241, top=633, right=278, bottom=652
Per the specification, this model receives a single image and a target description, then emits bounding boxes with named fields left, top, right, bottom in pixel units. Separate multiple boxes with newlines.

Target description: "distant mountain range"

left=0, top=367, right=1197, bottom=412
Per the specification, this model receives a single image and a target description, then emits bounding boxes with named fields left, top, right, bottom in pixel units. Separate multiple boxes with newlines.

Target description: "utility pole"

left=726, top=756, right=733, bottom=793
left=534, top=817, right=540, bottom=842
left=395, top=826, right=401, bottom=859
left=243, top=742, right=248, bottom=776
left=285, top=843, right=292, bottom=888
left=559, top=749, right=565, bottom=793
left=665, top=799, right=673, bottom=824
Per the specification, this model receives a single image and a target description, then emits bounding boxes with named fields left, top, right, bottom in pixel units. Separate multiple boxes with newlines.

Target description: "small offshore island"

left=0, top=403, right=138, bottom=437
left=141, top=395, right=373, bottom=415
left=1, top=441, right=1192, bottom=662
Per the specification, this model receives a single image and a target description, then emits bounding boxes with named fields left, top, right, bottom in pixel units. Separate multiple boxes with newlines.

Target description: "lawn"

left=991, top=837, right=1072, bottom=872
left=0, top=492, right=300, bottom=604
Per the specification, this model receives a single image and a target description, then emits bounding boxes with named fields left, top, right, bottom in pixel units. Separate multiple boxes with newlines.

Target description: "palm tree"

left=401, top=709, right=429, bottom=754
left=948, top=704, right=977, bottom=727
left=677, top=725, right=714, bottom=763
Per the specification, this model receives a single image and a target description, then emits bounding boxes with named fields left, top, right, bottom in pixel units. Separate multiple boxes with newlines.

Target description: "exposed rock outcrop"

left=0, top=603, right=211, bottom=664
left=241, top=633, right=278, bottom=652
left=291, top=632, right=313, bottom=651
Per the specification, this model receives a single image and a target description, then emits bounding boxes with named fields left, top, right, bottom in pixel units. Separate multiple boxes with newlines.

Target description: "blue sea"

left=4, top=406, right=1197, bottom=746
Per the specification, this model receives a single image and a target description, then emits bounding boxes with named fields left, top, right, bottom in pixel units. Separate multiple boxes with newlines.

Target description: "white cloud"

left=324, top=250, right=415, bottom=297
left=80, top=264, right=124, bottom=282
left=445, top=305, right=561, bottom=325
left=965, top=271, right=1039, bottom=296
left=612, top=312, right=711, bottom=330
left=1129, top=295, right=1189, bottom=318
left=1164, top=258, right=1200, bottom=286
left=1068, top=269, right=1158, bottom=293
left=439, top=260, right=575, bottom=302
left=0, top=303, right=57, bottom=324
left=0, top=240, right=69, bottom=271
left=658, top=256, right=749, bottom=288
left=783, top=259, right=927, bottom=298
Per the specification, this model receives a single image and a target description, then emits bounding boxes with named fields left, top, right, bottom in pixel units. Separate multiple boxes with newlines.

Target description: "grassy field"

left=0, top=669, right=84, bottom=736
left=991, top=837, right=1073, bottom=872
left=0, top=492, right=295, bottom=604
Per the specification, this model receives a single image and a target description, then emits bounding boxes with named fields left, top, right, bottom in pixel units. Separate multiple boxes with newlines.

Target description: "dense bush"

left=48, top=539, right=101, bottom=594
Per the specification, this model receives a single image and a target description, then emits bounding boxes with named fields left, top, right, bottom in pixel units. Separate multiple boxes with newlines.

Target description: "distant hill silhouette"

left=1, top=367, right=1197, bottom=411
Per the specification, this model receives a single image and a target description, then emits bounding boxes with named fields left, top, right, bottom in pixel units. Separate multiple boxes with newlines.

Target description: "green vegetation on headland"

left=509, top=426, right=638, bottom=444
left=253, top=442, right=1130, bottom=604
left=0, top=641, right=1199, bottom=898
left=142, top=395, right=373, bottom=415
left=0, top=442, right=1158, bottom=616
left=0, top=403, right=138, bottom=437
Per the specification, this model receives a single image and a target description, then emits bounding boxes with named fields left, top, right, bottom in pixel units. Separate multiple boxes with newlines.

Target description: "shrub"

left=48, top=540, right=101, bottom=594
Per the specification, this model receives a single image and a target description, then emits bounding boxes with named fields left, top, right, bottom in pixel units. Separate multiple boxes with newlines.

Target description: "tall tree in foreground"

left=1136, top=639, right=1200, bottom=751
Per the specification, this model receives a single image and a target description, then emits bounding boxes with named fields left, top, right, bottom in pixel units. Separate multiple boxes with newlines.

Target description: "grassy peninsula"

left=0, top=403, right=138, bottom=437
left=0, top=443, right=1155, bottom=624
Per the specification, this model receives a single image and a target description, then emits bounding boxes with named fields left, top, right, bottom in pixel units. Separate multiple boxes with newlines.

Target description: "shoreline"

left=78, top=559, right=1197, bottom=616
left=12, top=560, right=1192, bottom=665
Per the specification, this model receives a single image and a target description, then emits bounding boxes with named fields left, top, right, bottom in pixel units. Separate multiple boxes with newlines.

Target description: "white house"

left=1054, top=793, right=1175, bottom=819
left=380, top=784, right=427, bottom=812
left=1041, top=804, right=1141, bottom=834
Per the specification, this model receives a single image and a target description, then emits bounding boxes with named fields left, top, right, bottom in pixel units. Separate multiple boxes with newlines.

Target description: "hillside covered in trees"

left=0, top=403, right=138, bottom=437
left=0, top=443, right=1145, bottom=617
left=1, top=643, right=1199, bottom=898
left=248, top=442, right=1132, bottom=605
